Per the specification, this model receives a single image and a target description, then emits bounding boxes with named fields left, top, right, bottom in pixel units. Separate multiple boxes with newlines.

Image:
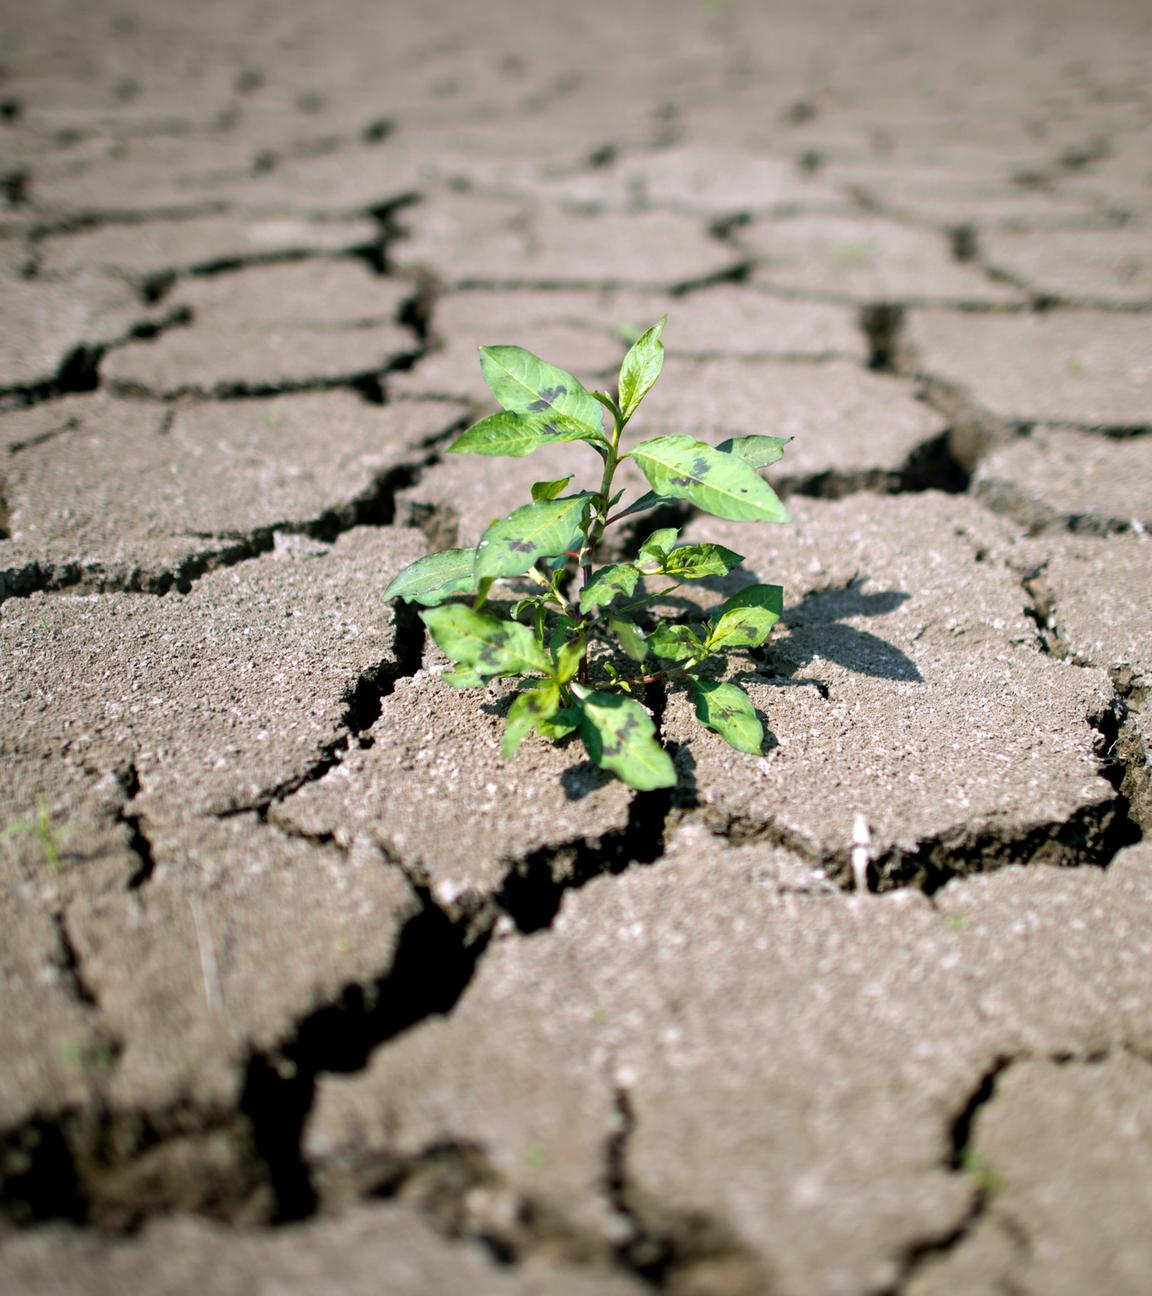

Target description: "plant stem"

left=580, top=418, right=623, bottom=594
left=616, top=582, right=684, bottom=614
left=610, top=656, right=702, bottom=691
left=574, top=411, right=626, bottom=684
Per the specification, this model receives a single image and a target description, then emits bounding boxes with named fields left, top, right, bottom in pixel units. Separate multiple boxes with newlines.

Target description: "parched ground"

left=1, top=1, right=1151, bottom=1292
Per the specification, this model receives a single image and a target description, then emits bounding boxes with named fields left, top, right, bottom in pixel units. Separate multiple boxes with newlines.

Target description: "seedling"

left=385, top=318, right=791, bottom=790
left=2, top=795, right=64, bottom=871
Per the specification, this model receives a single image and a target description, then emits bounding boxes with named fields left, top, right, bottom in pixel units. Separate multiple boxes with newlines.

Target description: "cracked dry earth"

left=1, top=1, right=1150, bottom=1294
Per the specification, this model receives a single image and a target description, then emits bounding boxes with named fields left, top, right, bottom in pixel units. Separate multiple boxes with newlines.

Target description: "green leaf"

left=609, top=616, right=649, bottom=662
left=629, top=435, right=789, bottom=524
left=422, top=605, right=551, bottom=678
left=443, top=667, right=487, bottom=688
left=384, top=548, right=476, bottom=606
left=531, top=475, right=573, bottom=501
left=451, top=410, right=605, bottom=458
left=649, top=624, right=705, bottom=662
left=471, top=576, right=495, bottom=611
left=637, top=527, right=679, bottom=572
left=689, top=679, right=763, bottom=755
left=617, top=316, right=666, bottom=420
left=716, top=434, right=791, bottom=469
left=706, top=584, right=783, bottom=650
left=574, top=690, right=676, bottom=790
left=553, top=637, right=585, bottom=684
left=661, top=543, right=744, bottom=580
left=475, top=496, right=590, bottom=580
left=538, top=705, right=581, bottom=740
left=502, top=683, right=562, bottom=758
left=609, top=489, right=664, bottom=523
left=548, top=616, right=580, bottom=654
left=579, top=563, right=639, bottom=614
left=479, top=345, right=605, bottom=435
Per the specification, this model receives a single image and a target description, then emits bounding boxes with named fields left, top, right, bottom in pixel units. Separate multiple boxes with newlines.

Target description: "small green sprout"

left=959, top=1147, right=1003, bottom=1197
left=57, top=1040, right=117, bottom=1072
left=385, top=318, right=791, bottom=790
left=2, top=796, right=65, bottom=871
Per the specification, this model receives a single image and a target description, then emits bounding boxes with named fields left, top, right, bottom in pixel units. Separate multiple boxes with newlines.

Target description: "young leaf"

left=661, top=543, right=744, bottom=580
left=531, top=475, right=573, bottom=501
left=716, top=434, right=791, bottom=469
left=502, top=683, right=562, bottom=758
left=553, top=637, right=585, bottom=684
left=706, top=584, right=783, bottom=650
left=579, top=563, right=640, bottom=614
left=443, top=666, right=487, bottom=688
left=617, top=316, right=666, bottom=420
left=471, top=576, right=495, bottom=611
left=609, top=616, right=648, bottom=662
left=648, top=624, right=705, bottom=662
left=689, top=678, right=763, bottom=755
left=384, top=548, right=476, bottom=606
left=451, top=410, right=605, bottom=458
left=637, top=527, right=680, bottom=572
left=548, top=616, right=580, bottom=654
left=629, top=435, right=789, bottom=524
left=538, top=705, right=581, bottom=740
left=475, top=495, right=589, bottom=580
left=479, top=345, right=605, bottom=435
left=574, top=690, right=676, bottom=790
left=422, top=605, right=551, bottom=678
left=610, top=489, right=665, bottom=523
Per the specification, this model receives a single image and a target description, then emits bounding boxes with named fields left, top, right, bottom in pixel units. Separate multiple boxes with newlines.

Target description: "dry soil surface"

left=1, top=2, right=1151, bottom=1294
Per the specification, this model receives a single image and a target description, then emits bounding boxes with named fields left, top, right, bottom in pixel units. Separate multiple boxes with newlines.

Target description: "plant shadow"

left=650, top=574, right=922, bottom=686
left=773, top=580, right=922, bottom=684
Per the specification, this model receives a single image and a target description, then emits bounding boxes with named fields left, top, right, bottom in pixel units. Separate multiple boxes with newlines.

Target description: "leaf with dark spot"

left=689, top=678, right=763, bottom=754
left=527, top=384, right=567, bottom=411
left=716, top=434, right=791, bottom=470
left=629, top=435, right=788, bottom=523
left=479, top=345, right=604, bottom=434
left=422, top=605, right=551, bottom=679
left=384, top=548, right=476, bottom=606
left=475, top=495, right=591, bottom=580
left=706, top=584, right=783, bottom=650
left=502, top=682, right=563, bottom=757
left=450, top=410, right=606, bottom=457
left=574, top=690, right=675, bottom=790
left=580, top=563, right=640, bottom=614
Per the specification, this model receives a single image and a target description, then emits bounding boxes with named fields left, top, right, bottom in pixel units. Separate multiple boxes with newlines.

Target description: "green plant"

left=385, top=318, right=790, bottom=790
left=2, top=795, right=64, bottom=870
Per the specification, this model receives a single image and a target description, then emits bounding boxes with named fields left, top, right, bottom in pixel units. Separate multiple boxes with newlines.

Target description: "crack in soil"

left=0, top=879, right=485, bottom=1232
left=322, top=1137, right=611, bottom=1270
left=0, top=418, right=466, bottom=605
left=878, top=1056, right=1014, bottom=1296
left=241, top=884, right=488, bottom=1223
left=52, top=910, right=100, bottom=1011
left=885, top=1046, right=1149, bottom=1295
left=860, top=301, right=905, bottom=373
left=604, top=1085, right=779, bottom=1294
left=0, top=304, right=192, bottom=412
left=494, top=763, right=674, bottom=936
left=220, top=598, right=427, bottom=820
left=1019, top=567, right=1148, bottom=836
left=713, top=784, right=1127, bottom=894
left=974, top=465, right=1145, bottom=538
left=115, top=762, right=157, bottom=890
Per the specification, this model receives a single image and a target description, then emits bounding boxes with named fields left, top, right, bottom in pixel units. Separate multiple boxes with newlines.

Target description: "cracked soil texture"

left=1, top=0, right=1150, bottom=1292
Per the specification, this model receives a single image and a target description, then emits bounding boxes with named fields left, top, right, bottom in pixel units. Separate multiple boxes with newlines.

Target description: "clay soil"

left=2, top=1, right=1151, bottom=1293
